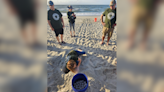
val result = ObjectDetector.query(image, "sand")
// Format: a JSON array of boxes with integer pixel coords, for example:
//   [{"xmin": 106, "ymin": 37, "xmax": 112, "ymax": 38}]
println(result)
[{"xmin": 47, "ymin": 16, "xmax": 117, "ymax": 92}]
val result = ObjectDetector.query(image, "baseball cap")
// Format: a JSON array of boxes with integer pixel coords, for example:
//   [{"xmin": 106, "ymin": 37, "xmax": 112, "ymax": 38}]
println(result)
[
  {"xmin": 67, "ymin": 5, "xmax": 73, "ymax": 9},
  {"xmin": 110, "ymin": 0, "xmax": 116, "ymax": 6},
  {"xmin": 49, "ymin": 1, "xmax": 54, "ymax": 6}
]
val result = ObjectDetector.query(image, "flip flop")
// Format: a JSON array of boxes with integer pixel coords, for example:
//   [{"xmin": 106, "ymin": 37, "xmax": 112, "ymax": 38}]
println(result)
[
  {"xmin": 61, "ymin": 41, "xmax": 66, "ymax": 44},
  {"xmin": 58, "ymin": 42, "xmax": 61, "ymax": 45}
]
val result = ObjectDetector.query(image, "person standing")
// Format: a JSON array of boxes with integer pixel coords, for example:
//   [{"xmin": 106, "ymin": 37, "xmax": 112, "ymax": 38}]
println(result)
[
  {"xmin": 128, "ymin": 0, "xmax": 162, "ymax": 50},
  {"xmin": 67, "ymin": 5, "xmax": 76, "ymax": 37},
  {"xmin": 5, "ymin": 0, "xmax": 39, "ymax": 46},
  {"xmin": 47, "ymin": 1, "xmax": 65, "ymax": 45},
  {"xmin": 100, "ymin": 0, "xmax": 116, "ymax": 45}
]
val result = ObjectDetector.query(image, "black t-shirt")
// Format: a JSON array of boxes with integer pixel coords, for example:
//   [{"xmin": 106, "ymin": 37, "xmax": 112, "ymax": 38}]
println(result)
[
  {"xmin": 48, "ymin": 9, "xmax": 63, "ymax": 29},
  {"xmin": 67, "ymin": 11, "xmax": 76, "ymax": 23},
  {"xmin": 9, "ymin": 0, "xmax": 34, "ymax": 13}
]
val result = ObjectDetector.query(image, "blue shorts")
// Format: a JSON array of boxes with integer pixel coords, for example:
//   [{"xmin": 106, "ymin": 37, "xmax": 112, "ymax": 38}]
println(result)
[{"xmin": 75, "ymin": 50, "xmax": 85, "ymax": 56}]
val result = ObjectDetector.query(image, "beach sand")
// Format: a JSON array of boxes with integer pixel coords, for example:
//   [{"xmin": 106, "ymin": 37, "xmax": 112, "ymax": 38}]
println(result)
[{"xmin": 47, "ymin": 16, "xmax": 117, "ymax": 92}]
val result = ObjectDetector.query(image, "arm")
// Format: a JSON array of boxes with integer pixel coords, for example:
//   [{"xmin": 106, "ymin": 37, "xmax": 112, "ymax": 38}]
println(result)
[
  {"xmin": 113, "ymin": 10, "xmax": 117, "ymax": 28},
  {"xmin": 101, "ymin": 14, "xmax": 106, "ymax": 26},
  {"xmin": 47, "ymin": 20, "xmax": 54, "ymax": 31},
  {"xmin": 129, "ymin": 0, "xmax": 138, "ymax": 4},
  {"xmin": 77, "ymin": 58, "xmax": 81, "ymax": 67},
  {"xmin": 61, "ymin": 17, "xmax": 65, "ymax": 28},
  {"xmin": 5, "ymin": 0, "xmax": 17, "ymax": 14},
  {"xmin": 73, "ymin": 13, "xmax": 76, "ymax": 19},
  {"xmin": 67, "ymin": 12, "xmax": 71, "ymax": 19},
  {"xmin": 74, "ymin": 58, "xmax": 81, "ymax": 73},
  {"xmin": 34, "ymin": 0, "xmax": 39, "ymax": 9},
  {"xmin": 74, "ymin": 15, "xmax": 76, "ymax": 19}
]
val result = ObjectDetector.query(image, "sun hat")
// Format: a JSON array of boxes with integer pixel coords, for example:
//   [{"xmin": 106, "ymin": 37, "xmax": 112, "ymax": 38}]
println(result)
[
  {"xmin": 67, "ymin": 5, "xmax": 73, "ymax": 9},
  {"xmin": 49, "ymin": 1, "xmax": 54, "ymax": 6}
]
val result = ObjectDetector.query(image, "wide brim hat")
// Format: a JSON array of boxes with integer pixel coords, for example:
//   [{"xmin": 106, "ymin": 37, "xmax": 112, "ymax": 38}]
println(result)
[{"xmin": 67, "ymin": 5, "xmax": 73, "ymax": 9}]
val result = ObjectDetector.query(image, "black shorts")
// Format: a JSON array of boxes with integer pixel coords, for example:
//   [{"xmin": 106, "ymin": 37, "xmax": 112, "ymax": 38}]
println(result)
[
  {"xmin": 54, "ymin": 28, "xmax": 64, "ymax": 37},
  {"xmin": 18, "ymin": 11, "xmax": 36, "ymax": 29}
]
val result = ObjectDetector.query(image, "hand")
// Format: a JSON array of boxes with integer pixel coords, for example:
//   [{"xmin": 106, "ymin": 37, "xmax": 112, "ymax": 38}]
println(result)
[
  {"xmin": 10, "ymin": 8, "xmax": 17, "ymax": 15},
  {"xmin": 63, "ymin": 24, "xmax": 65, "ymax": 28},
  {"xmin": 102, "ymin": 22, "xmax": 106, "ymax": 26},
  {"xmin": 112, "ymin": 23, "xmax": 116, "ymax": 28},
  {"xmin": 51, "ymin": 27, "xmax": 54, "ymax": 31}
]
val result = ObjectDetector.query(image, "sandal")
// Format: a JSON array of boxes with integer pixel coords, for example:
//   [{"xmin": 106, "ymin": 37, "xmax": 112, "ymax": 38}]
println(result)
[
  {"xmin": 61, "ymin": 41, "xmax": 66, "ymax": 44},
  {"xmin": 58, "ymin": 42, "xmax": 61, "ymax": 45}
]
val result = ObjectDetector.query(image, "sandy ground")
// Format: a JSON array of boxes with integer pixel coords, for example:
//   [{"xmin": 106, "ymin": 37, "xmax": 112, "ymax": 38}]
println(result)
[{"xmin": 47, "ymin": 16, "xmax": 117, "ymax": 92}]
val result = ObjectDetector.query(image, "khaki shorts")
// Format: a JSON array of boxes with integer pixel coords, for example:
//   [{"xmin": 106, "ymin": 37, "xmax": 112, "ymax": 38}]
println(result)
[
  {"xmin": 102, "ymin": 27, "xmax": 114, "ymax": 38},
  {"xmin": 130, "ymin": 6, "xmax": 154, "ymax": 31}
]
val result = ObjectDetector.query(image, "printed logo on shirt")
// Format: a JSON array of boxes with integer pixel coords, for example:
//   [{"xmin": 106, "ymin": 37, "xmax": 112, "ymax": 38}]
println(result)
[
  {"xmin": 52, "ymin": 13, "xmax": 59, "ymax": 21},
  {"xmin": 107, "ymin": 12, "xmax": 115, "ymax": 20}
]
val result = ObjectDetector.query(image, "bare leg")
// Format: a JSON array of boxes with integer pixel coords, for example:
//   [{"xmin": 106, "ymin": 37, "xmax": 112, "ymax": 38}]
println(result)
[
  {"xmin": 140, "ymin": 29, "xmax": 149, "ymax": 50},
  {"xmin": 21, "ymin": 28, "xmax": 29, "ymax": 44},
  {"xmin": 70, "ymin": 31, "xmax": 72, "ymax": 37},
  {"xmin": 73, "ymin": 31, "xmax": 75, "ymax": 36},
  {"xmin": 31, "ymin": 23, "xmax": 37, "ymax": 43},
  {"xmin": 128, "ymin": 28, "xmax": 136, "ymax": 49},
  {"xmin": 106, "ymin": 37, "xmax": 110, "ymax": 45},
  {"xmin": 56, "ymin": 36, "xmax": 60, "ymax": 43},
  {"xmin": 100, "ymin": 36, "xmax": 105, "ymax": 44},
  {"xmin": 61, "ymin": 34, "xmax": 63, "ymax": 42}
]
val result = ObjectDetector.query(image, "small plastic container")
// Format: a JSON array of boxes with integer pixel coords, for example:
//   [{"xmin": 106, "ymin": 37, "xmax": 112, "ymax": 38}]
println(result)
[
  {"xmin": 72, "ymin": 73, "xmax": 88, "ymax": 92},
  {"xmin": 94, "ymin": 18, "xmax": 97, "ymax": 22}
]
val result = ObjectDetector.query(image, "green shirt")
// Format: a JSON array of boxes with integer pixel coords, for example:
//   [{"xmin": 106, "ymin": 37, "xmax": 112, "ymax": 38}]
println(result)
[
  {"xmin": 48, "ymin": 9, "xmax": 63, "ymax": 29},
  {"xmin": 138, "ymin": 0, "xmax": 155, "ymax": 10},
  {"xmin": 103, "ymin": 8, "xmax": 116, "ymax": 28},
  {"xmin": 67, "ymin": 11, "xmax": 76, "ymax": 23}
]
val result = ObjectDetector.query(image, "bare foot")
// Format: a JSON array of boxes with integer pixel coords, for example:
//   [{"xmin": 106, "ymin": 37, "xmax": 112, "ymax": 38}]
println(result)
[
  {"xmin": 77, "ymin": 48, "xmax": 83, "ymax": 52},
  {"xmin": 127, "ymin": 41, "xmax": 135, "ymax": 50},
  {"xmin": 106, "ymin": 42, "xmax": 109, "ymax": 46},
  {"xmin": 100, "ymin": 41, "xmax": 104, "ymax": 45}
]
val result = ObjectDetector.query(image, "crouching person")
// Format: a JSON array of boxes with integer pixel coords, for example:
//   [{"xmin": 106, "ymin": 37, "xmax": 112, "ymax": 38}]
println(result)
[{"xmin": 63, "ymin": 49, "xmax": 85, "ymax": 74}]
